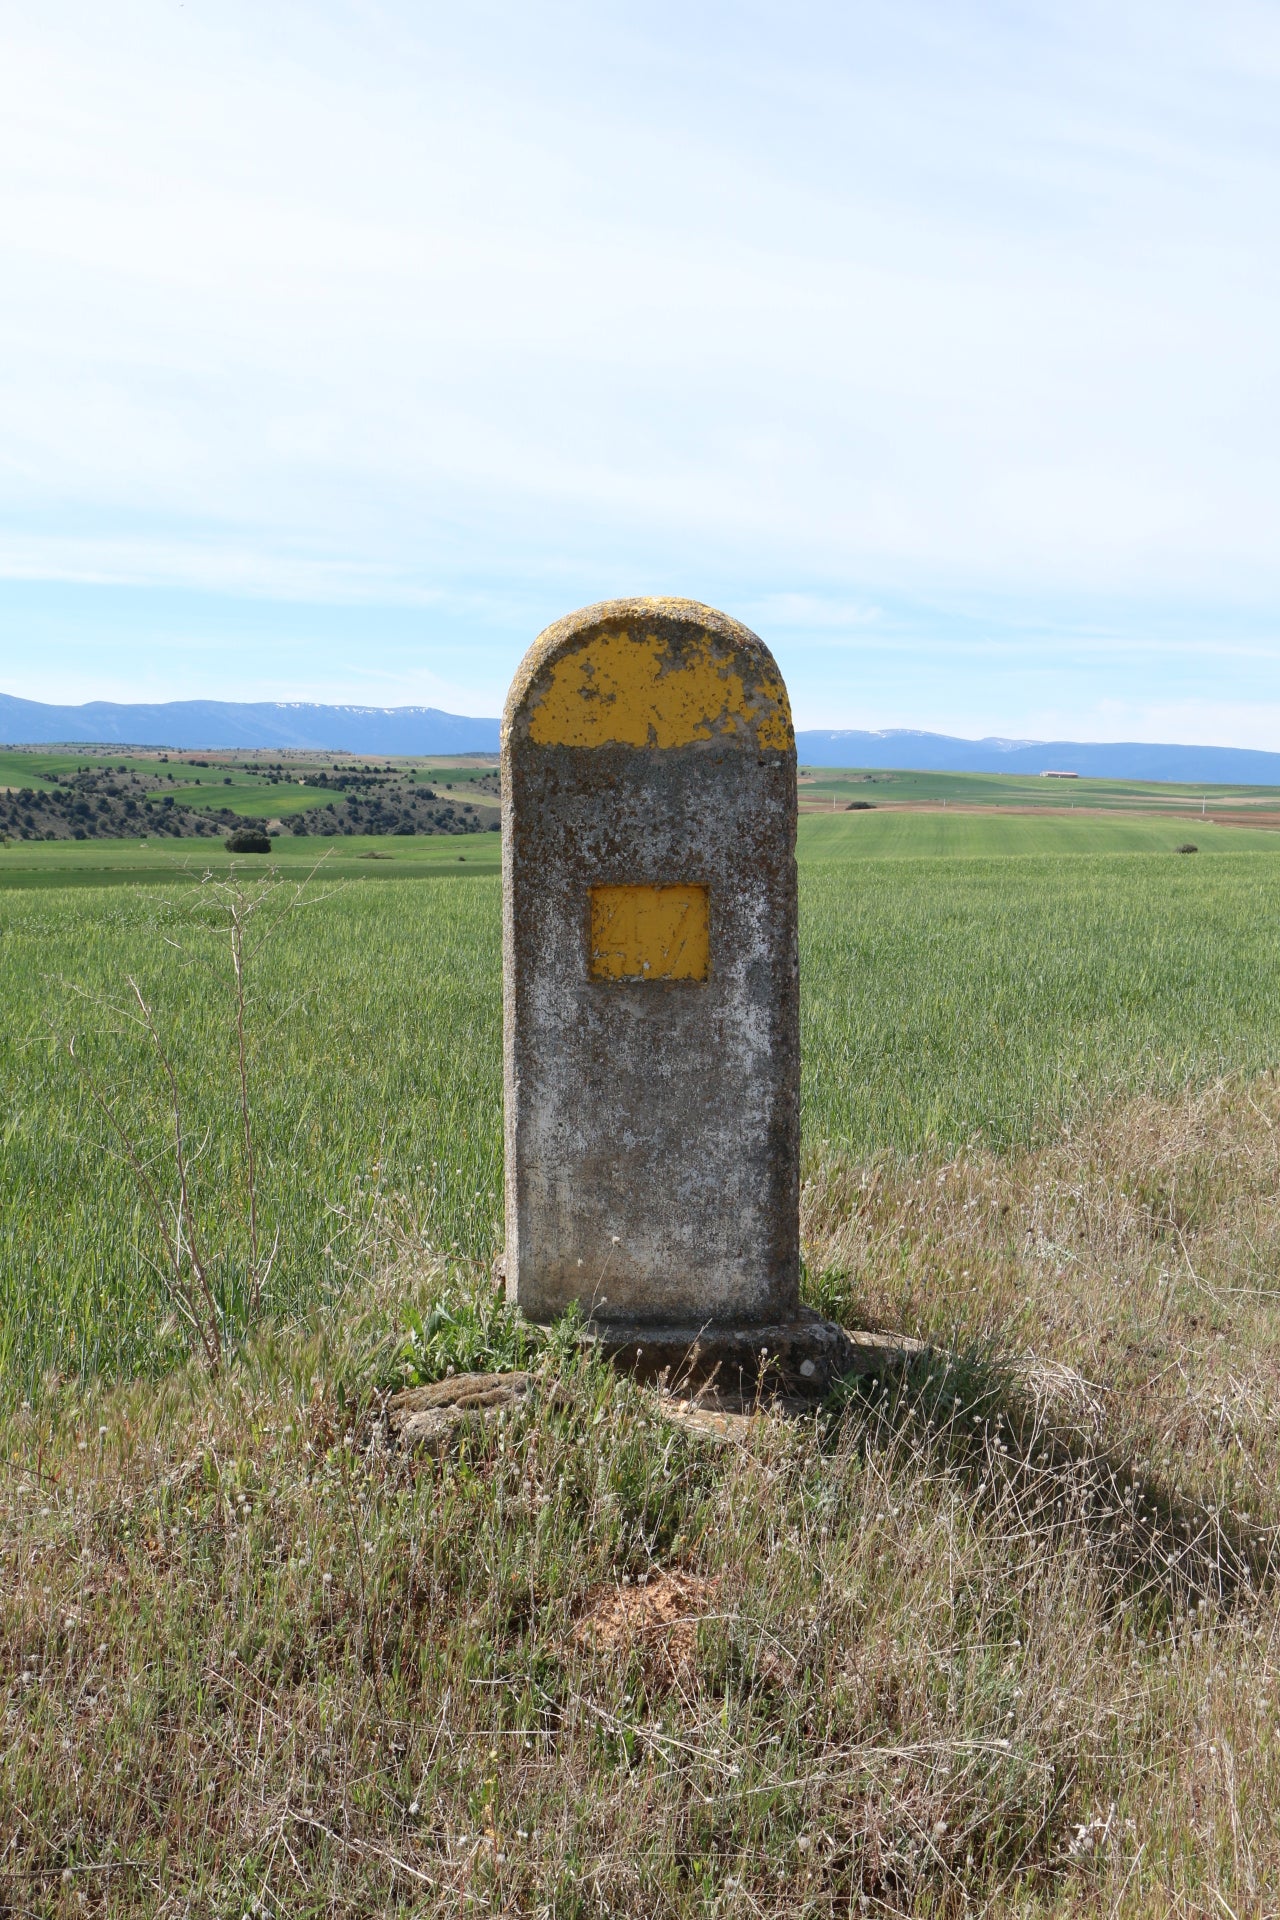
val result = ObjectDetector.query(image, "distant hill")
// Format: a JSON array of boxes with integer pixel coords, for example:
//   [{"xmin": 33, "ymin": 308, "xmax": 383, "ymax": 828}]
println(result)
[
  {"xmin": 794, "ymin": 729, "xmax": 1280, "ymax": 785},
  {"xmin": 0, "ymin": 694, "xmax": 501, "ymax": 754},
  {"xmin": 2, "ymin": 694, "xmax": 1276, "ymax": 783}
]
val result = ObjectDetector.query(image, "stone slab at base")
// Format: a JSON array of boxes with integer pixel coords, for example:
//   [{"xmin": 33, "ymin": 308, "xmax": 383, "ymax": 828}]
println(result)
[{"xmin": 585, "ymin": 1306, "xmax": 919, "ymax": 1398}]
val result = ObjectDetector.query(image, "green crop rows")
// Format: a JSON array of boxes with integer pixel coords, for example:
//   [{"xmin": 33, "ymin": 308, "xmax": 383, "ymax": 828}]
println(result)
[
  {"xmin": 4, "ymin": 814, "xmax": 1280, "ymax": 1397},
  {"xmin": 800, "ymin": 808, "xmax": 1280, "ymax": 857}
]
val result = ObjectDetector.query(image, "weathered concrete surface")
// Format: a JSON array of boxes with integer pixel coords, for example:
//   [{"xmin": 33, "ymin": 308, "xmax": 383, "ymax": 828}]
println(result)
[
  {"xmin": 593, "ymin": 1306, "xmax": 863, "ymax": 1395},
  {"xmin": 502, "ymin": 597, "xmax": 799, "ymax": 1327}
]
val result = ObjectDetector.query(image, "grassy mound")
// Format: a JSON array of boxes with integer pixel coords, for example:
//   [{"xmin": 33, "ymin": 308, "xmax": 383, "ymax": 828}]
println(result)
[
  {"xmin": 6, "ymin": 1078, "xmax": 1280, "ymax": 1920},
  {"xmin": 7, "ymin": 844, "xmax": 1280, "ymax": 1909}
]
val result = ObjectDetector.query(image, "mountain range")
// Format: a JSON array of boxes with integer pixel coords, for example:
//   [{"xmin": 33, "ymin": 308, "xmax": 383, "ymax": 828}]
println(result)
[
  {"xmin": 0, "ymin": 694, "xmax": 498, "ymax": 755},
  {"xmin": 2, "ymin": 693, "xmax": 1277, "ymax": 785},
  {"xmin": 793, "ymin": 729, "xmax": 1280, "ymax": 784}
]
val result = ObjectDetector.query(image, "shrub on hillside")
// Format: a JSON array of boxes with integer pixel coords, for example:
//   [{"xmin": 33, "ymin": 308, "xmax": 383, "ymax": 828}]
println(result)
[{"xmin": 224, "ymin": 828, "xmax": 273, "ymax": 853}]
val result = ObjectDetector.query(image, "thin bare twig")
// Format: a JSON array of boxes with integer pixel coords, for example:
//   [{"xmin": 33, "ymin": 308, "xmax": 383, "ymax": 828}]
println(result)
[
  {"xmin": 128, "ymin": 976, "xmax": 222, "ymax": 1371},
  {"xmin": 228, "ymin": 899, "xmax": 261, "ymax": 1305}
]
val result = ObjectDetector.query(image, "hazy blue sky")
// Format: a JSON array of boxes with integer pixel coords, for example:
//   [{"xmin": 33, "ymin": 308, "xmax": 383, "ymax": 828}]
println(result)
[{"xmin": 3, "ymin": 1, "xmax": 1279, "ymax": 741}]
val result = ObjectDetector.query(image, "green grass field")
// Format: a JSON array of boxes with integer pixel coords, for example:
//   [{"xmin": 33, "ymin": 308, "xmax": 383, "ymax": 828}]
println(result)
[
  {"xmin": 0, "ymin": 747, "xmax": 503, "ymax": 831},
  {"xmin": 0, "ymin": 805, "xmax": 1273, "ymax": 890},
  {"xmin": 11, "ymin": 807, "xmax": 1280, "ymax": 1912},
  {"xmin": 799, "ymin": 808, "xmax": 1280, "ymax": 856},
  {"xmin": 0, "ymin": 869, "xmax": 504, "ymax": 1390},
  {"xmin": 173, "ymin": 777, "xmax": 324, "ymax": 816},
  {"xmin": 0, "ymin": 750, "xmax": 64, "ymax": 788},
  {"xmin": 0, "ymin": 831, "xmax": 501, "ymax": 888},
  {"xmin": 5, "ymin": 811, "xmax": 1280, "ymax": 1396},
  {"xmin": 798, "ymin": 762, "xmax": 1280, "ymax": 813}
]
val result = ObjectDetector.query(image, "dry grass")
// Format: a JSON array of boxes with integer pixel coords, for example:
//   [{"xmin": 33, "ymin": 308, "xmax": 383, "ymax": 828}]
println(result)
[
  {"xmin": 6, "ymin": 1078, "xmax": 1280, "ymax": 1913},
  {"xmin": 803, "ymin": 1067, "xmax": 1280, "ymax": 1521}
]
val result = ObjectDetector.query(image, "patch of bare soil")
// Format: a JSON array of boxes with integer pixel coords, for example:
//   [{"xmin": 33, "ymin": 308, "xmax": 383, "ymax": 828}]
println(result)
[{"xmin": 572, "ymin": 1569, "xmax": 718, "ymax": 1680}]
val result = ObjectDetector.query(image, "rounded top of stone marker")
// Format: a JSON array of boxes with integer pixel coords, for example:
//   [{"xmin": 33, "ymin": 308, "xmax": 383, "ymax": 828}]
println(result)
[{"xmin": 503, "ymin": 597, "xmax": 794, "ymax": 755}]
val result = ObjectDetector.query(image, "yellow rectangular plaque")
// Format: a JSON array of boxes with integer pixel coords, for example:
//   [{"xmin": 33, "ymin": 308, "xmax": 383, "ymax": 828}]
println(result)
[{"xmin": 589, "ymin": 884, "xmax": 709, "ymax": 982}]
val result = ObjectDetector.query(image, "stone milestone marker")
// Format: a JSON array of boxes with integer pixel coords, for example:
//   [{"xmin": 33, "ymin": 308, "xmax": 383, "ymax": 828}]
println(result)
[{"xmin": 502, "ymin": 597, "xmax": 852, "ymax": 1393}]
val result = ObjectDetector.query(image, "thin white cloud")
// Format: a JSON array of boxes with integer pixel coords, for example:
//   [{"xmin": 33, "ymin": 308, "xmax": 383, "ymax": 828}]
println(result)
[{"xmin": 1, "ymin": 1, "xmax": 1278, "ymax": 734}]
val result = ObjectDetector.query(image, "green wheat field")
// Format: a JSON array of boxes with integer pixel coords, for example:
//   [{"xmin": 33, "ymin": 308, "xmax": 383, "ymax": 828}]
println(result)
[
  {"xmin": 11, "ymin": 800, "xmax": 1280, "ymax": 1914},
  {"xmin": 4, "ymin": 810, "xmax": 1280, "ymax": 1396}
]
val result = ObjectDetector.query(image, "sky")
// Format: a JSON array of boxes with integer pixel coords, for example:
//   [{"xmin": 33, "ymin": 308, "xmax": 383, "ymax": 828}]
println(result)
[{"xmin": 2, "ymin": 1, "xmax": 1280, "ymax": 744}]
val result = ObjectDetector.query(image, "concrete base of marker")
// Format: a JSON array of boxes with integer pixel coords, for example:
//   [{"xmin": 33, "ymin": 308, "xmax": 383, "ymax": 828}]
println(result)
[{"xmin": 583, "ymin": 1306, "xmax": 892, "ymax": 1398}]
